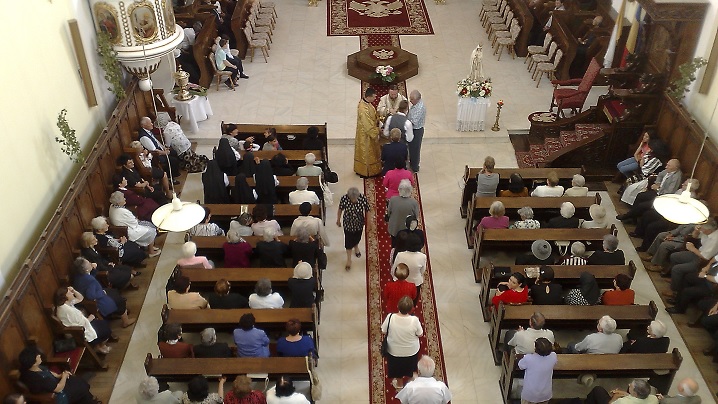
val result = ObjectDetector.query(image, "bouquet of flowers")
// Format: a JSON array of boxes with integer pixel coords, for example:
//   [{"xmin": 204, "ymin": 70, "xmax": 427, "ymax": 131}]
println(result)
[
  {"xmin": 457, "ymin": 78, "xmax": 492, "ymax": 98},
  {"xmin": 172, "ymin": 82, "xmax": 208, "ymax": 97},
  {"xmin": 372, "ymin": 65, "xmax": 397, "ymax": 83}
]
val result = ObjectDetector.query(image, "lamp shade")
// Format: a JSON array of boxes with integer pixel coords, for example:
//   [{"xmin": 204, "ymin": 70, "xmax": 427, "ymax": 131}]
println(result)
[
  {"xmin": 653, "ymin": 191, "xmax": 709, "ymax": 225},
  {"xmin": 151, "ymin": 194, "xmax": 205, "ymax": 232}
]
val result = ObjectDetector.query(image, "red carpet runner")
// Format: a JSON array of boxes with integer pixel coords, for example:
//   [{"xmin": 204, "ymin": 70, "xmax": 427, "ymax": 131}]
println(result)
[{"xmin": 364, "ymin": 178, "xmax": 447, "ymax": 404}]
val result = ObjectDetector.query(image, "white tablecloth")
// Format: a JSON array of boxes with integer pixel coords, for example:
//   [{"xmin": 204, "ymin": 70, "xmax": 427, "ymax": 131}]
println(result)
[
  {"xmin": 170, "ymin": 96, "xmax": 213, "ymax": 133},
  {"xmin": 456, "ymin": 97, "xmax": 490, "ymax": 131}
]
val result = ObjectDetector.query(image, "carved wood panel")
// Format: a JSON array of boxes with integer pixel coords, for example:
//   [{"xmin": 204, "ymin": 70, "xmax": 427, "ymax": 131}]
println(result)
[
  {"xmin": 88, "ymin": 168, "xmax": 110, "ymax": 216},
  {"xmin": 646, "ymin": 22, "xmax": 674, "ymax": 76},
  {"xmin": 62, "ymin": 205, "xmax": 86, "ymax": 252},
  {"xmin": 75, "ymin": 185, "xmax": 97, "ymax": 230},
  {"xmin": 46, "ymin": 225, "xmax": 75, "ymax": 283},
  {"xmin": 30, "ymin": 255, "xmax": 60, "ymax": 310},
  {"xmin": 13, "ymin": 277, "xmax": 54, "ymax": 356},
  {"xmin": 0, "ymin": 313, "xmax": 29, "ymax": 376}
]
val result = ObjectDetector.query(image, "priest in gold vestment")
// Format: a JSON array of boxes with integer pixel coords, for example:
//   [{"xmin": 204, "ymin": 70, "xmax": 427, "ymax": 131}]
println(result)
[{"xmin": 354, "ymin": 88, "xmax": 382, "ymax": 177}]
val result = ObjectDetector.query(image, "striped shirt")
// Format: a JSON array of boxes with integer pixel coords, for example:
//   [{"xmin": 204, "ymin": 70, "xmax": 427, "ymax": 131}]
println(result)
[
  {"xmin": 407, "ymin": 99, "xmax": 426, "ymax": 129},
  {"xmin": 640, "ymin": 155, "xmax": 662, "ymax": 177},
  {"xmin": 562, "ymin": 256, "xmax": 587, "ymax": 265}
]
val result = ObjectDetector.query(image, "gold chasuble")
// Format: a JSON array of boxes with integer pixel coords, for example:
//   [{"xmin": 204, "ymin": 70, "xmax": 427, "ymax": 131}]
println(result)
[{"xmin": 354, "ymin": 99, "xmax": 382, "ymax": 177}]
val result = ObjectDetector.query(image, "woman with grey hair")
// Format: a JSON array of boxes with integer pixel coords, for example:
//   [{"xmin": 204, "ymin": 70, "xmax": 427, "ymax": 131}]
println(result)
[
  {"xmin": 108, "ymin": 191, "xmax": 161, "ymax": 257},
  {"xmin": 510, "ymin": 206, "xmax": 540, "ymax": 229},
  {"xmin": 288, "ymin": 177, "xmax": 320, "ymax": 205},
  {"xmin": 92, "ymin": 215, "xmax": 147, "ymax": 266},
  {"xmin": 296, "ymin": 152, "xmax": 323, "ymax": 176},
  {"xmin": 136, "ymin": 376, "xmax": 182, "ymax": 403},
  {"xmin": 546, "ymin": 202, "xmax": 579, "ymax": 228},
  {"xmin": 223, "ymin": 230, "xmax": 253, "ymax": 268},
  {"xmin": 587, "ymin": 234, "xmax": 625, "ymax": 265},
  {"xmin": 478, "ymin": 201, "xmax": 509, "ymax": 229},
  {"xmin": 288, "ymin": 227, "xmax": 319, "ymax": 267},
  {"xmin": 248, "ymin": 278, "xmax": 284, "ymax": 309},
  {"xmin": 337, "ymin": 187, "xmax": 370, "ymax": 270},
  {"xmin": 387, "ymin": 179, "xmax": 419, "ymax": 246},
  {"xmin": 287, "ymin": 262, "xmax": 315, "ymax": 308},
  {"xmin": 255, "ymin": 228, "xmax": 288, "ymax": 267},
  {"xmin": 563, "ymin": 174, "xmax": 588, "ymax": 196}
]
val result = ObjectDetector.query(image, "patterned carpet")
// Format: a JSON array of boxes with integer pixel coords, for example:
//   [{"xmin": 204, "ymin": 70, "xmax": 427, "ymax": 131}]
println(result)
[
  {"xmin": 514, "ymin": 123, "xmax": 606, "ymax": 168},
  {"xmin": 328, "ymin": 0, "xmax": 434, "ymax": 35},
  {"xmin": 364, "ymin": 178, "xmax": 447, "ymax": 404}
]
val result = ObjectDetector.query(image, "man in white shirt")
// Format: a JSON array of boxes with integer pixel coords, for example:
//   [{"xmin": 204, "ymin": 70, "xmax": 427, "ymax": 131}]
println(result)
[
  {"xmin": 567, "ymin": 315, "xmax": 623, "ymax": 354},
  {"xmin": 668, "ymin": 219, "xmax": 718, "ymax": 295},
  {"xmin": 396, "ymin": 355, "xmax": 451, "ymax": 404},
  {"xmin": 288, "ymin": 177, "xmax": 321, "ymax": 205},
  {"xmin": 377, "ymin": 84, "xmax": 408, "ymax": 119},
  {"xmin": 383, "ymin": 100, "xmax": 414, "ymax": 144},
  {"xmin": 180, "ymin": 21, "xmax": 202, "ymax": 51},
  {"xmin": 506, "ymin": 312, "xmax": 555, "ymax": 354},
  {"xmin": 138, "ymin": 117, "xmax": 180, "ymax": 182},
  {"xmin": 531, "ymin": 172, "xmax": 564, "ymax": 197}
]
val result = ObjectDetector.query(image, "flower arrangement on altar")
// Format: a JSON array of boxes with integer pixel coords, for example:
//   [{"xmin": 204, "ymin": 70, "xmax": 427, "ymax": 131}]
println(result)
[
  {"xmin": 457, "ymin": 78, "xmax": 492, "ymax": 98},
  {"xmin": 172, "ymin": 82, "xmax": 208, "ymax": 97},
  {"xmin": 372, "ymin": 65, "xmax": 397, "ymax": 83}
]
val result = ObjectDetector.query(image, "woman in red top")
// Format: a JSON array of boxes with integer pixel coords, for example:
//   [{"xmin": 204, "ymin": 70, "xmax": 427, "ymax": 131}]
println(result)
[
  {"xmin": 492, "ymin": 272, "xmax": 529, "ymax": 308},
  {"xmin": 601, "ymin": 274, "xmax": 635, "ymax": 305},
  {"xmin": 383, "ymin": 264, "xmax": 417, "ymax": 312},
  {"xmin": 224, "ymin": 375, "xmax": 266, "ymax": 404}
]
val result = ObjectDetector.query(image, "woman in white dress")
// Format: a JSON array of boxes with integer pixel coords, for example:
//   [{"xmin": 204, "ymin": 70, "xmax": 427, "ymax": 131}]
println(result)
[
  {"xmin": 266, "ymin": 376, "xmax": 310, "ymax": 404},
  {"xmin": 108, "ymin": 191, "xmax": 161, "ymax": 257},
  {"xmin": 53, "ymin": 286, "xmax": 113, "ymax": 355}
]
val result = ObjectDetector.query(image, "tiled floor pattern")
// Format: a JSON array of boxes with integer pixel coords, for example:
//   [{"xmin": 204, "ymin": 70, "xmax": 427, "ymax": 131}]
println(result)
[{"xmin": 108, "ymin": 0, "xmax": 714, "ymax": 402}]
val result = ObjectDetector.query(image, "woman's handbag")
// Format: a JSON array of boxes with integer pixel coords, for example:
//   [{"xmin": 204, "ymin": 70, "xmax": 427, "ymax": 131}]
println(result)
[
  {"xmin": 53, "ymin": 337, "xmax": 77, "ymax": 353},
  {"xmin": 381, "ymin": 314, "xmax": 393, "ymax": 357},
  {"xmin": 305, "ymin": 355, "xmax": 322, "ymax": 400}
]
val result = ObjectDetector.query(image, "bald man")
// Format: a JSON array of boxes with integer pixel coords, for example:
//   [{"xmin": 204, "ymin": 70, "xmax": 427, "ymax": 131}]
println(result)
[
  {"xmin": 618, "ymin": 158, "xmax": 682, "ymax": 224},
  {"xmin": 657, "ymin": 378, "xmax": 701, "ymax": 403}
]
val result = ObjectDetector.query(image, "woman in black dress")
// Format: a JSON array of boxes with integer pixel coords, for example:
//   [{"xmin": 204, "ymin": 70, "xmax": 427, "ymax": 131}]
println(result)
[
  {"xmin": 91, "ymin": 216, "xmax": 147, "ymax": 267},
  {"xmin": 336, "ymin": 187, "xmax": 370, "ymax": 270},
  {"xmin": 79, "ymin": 232, "xmax": 137, "ymax": 290},
  {"xmin": 529, "ymin": 266, "xmax": 564, "ymax": 305},
  {"xmin": 18, "ymin": 347, "xmax": 97, "ymax": 404},
  {"xmin": 254, "ymin": 159, "xmax": 278, "ymax": 204},
  {"xmin": 232, "ymin": 173, "xmax": 256, "ymax": 204},
  {"xmin": 215, "ymin": 138, "xmax": 240, "ymax": 176},
  {"xmin": 202, "ymin": 160, "xmax": 231, "ymax": 204},
  {"xmin": 287, "ymin": 261, "xmax": 315, "ymax": 308},
  {"xmin": 288, "ymin": 228, "xmax": 319, "ymax": 267}
]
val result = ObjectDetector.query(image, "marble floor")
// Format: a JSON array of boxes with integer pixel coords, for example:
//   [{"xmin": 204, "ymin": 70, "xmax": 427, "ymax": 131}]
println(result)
[{"xmin": 110, "ymin": 0, "xmax": 712, "ymax": 402}]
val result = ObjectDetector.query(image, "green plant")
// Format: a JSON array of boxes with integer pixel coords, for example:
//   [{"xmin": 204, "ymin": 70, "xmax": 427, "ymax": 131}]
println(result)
[
  {"xmin": 55, "ymin": 109, "xmax": 84, "ymax": 164},
  {"xmin": 97, "ymin": 31, "xmax": 126, "ymax": 100},
  {"xmin": 667, "ymin": 57, "xmax": 708, "ymax": 102}
]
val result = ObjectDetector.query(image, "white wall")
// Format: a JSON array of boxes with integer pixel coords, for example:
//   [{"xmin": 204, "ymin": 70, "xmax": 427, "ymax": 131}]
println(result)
[{"xmin": 0, "ymin": 0, "xmax": 115, "ymax": 291}]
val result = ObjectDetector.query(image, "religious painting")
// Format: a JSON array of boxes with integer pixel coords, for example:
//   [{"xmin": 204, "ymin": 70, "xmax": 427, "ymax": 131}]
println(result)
[
  {"xmin": 94, "ymin": 2, "xmax": 120, "ymax": 44},
  {"xmin": 163, "ymin": 0, "xmax": 176, "ymax": 35},
  {"xmin": 129, "ymin": 1, "xmax": 158, "ymax": 42}
]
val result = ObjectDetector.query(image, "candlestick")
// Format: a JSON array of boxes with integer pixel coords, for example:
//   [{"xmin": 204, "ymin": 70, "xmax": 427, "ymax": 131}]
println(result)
[{"xmin": 491, "ymin": 101, "xmax": 503, "ymax": 131}]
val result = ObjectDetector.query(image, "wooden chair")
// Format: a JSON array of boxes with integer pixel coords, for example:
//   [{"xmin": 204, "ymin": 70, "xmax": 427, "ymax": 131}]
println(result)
[
  {"xmin": 484, "ymin": 0, "xmax": 509, "ymax": 28},
  {"xmin": 492, "ymin": 18, "xmax": 519, "ymax": 48},
  {"xmin": 528, "ymin": 41, "xmax": 557, "ymax": 73},
  {"xmin": 251, "ymin": 0, "xmax": 276, "ymax": 29},
  {"xmin": 243, "ymin": 26, "xmax": 269, "ymax": 63},
  {"xmin": 44, "ymin": 307, "xmax": 108, "ymax": 371},
  {"xmin": 488, "ymin": 10, "xmax": 514, "ymax": 41},
  {"xmin": 525, "ymin": 33, "xmax": 552, "ymax": 64},
  {"xmin": 534, "ymin": 48, "xmax": 563, "ymax": 87},
  {"xmin": 494, "ymin": 22, "xmax": 521, "ymax": 61},
  {"xmin": 480, "ymin": 0, "xmax": 503, "ymax": 21},
  {"xmin": 257, "ymin": 0, "xmax": 278, "ymax": 20},
  {"xmin": 208, "ymin": 52, "xmax": 235, "ymax": 91},
  {"xmin": 247, "ymin": 19, "xmax": 272, "ymax": 47}
]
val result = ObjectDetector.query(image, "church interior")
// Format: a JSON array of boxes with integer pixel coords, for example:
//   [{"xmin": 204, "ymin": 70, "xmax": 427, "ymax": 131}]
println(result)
[{"xmin": 5, "ymin": 0, "xmax": 718, "ymax": 402}]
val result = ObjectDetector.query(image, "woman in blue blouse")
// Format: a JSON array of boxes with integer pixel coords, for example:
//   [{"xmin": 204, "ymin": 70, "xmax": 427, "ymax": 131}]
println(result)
[
  {"xmin": 233, "ymin": 313, "xmax": 270, "ymax": 357},
  {"xmin": 276, "ymin": 319, "xmax": 315, "ymax": 358}
]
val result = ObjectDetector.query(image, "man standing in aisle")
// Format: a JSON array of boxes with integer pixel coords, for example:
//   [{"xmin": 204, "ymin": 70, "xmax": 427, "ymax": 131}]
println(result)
[
  {"xmin": 377, "ymin": 84, "xmax": 407, "ymax": 120},
  {"xmin": 407, "ymin": 90, "xmax": 426, "ymax": 173},
  {"xmin": 354, "ymin": 88, "xmax": 382, "ymax": 178}
]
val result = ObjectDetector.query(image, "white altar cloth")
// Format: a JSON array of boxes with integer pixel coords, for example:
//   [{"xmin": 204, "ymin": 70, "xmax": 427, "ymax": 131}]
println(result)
[
  {"xmin": 456, "ymin": 97, "xmax": 490, "ymax": 131},
  {"xmin": 170, "ymin": 95, "xmax": 213, "ymax": 133}
]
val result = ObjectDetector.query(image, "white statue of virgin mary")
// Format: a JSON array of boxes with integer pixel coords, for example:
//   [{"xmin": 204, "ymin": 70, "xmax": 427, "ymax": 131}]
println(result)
[{"xmin": 469, "ymin": 44, "xmax": 486, "ymax": 82}]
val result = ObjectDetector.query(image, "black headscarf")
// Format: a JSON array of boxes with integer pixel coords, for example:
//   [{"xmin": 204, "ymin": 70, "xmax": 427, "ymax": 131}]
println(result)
[
  {"xmin": 271, "ymin": 153, "xmax": 295, "ymax": 176},
  {"xmin": 241, "ymin": 151, "xmax": 256, "ymax": 177},
  {"xmin": 254, "ymin": 160, "xmax": 278, "ymax": 204},
  {"xmin": 202, "ymin": 160, "xmax": 230, "ymax": 203},
  {"xmin": 232, "ymin": 173, "xmax": 256, "ymax": 204},
  {"xmin": 215, "ymin": 138, "xmax": 239, "ymax": 176},
  {"xmin": 579, "ymin": 271, "xmax": 600, "ymax": 305}
]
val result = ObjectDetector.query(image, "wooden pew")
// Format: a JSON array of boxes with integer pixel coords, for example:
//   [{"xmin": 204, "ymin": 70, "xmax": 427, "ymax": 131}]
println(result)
[
  {"xmin": 203, "ymin": 203, "xmax": 322, "ymax": 227},
  {"xmin": 471, "ymin": 226, "xmax": 615, "ymax": 269},
  {"xmin": 228, "ymin": 175, "xmax": 321, "ymax": 188},
  {"xmin": 241, "ymin": 150, "xmax": 324, "ymax": 165},
  {"xmin": 550, "ymin": 12, "xmax": 579, "ymax": 81},
  {"xmin": 145, "ymin": 354, "xmax": 312, "ymax": 382},
  {"xmin": 192, "ymin": 15, "xmax": 218, "ymax": 88},
  {"xmin": 477, "ymin": 261, "xmax": 638, "ymax": 310},
  {"xmin": 459, "ymin": 167, "xmax": 583, "ymax": 218},
  {"xmin": 488, "ymin": 300, "xmax": 658, "ymax": 364},
  {"xmin": 222, "ymin": 122, "xmax": 329, "ymax": 162},
  {"xmin": 192, "ymin": 235, "xmax": 295, "ymax": 267},
  {"xmin": 464, "ymin": 194, "xmax": 601, "ymax": 247},
  {"xmin": 499, "ymin": 349, "xmax": 683, "ymax": 403}
]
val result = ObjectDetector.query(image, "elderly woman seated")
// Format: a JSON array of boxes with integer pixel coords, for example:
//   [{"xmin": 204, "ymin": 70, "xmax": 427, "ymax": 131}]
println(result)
[
  {"xmin": 499, "ymin": 173, "xmax": 528, "ymax": 197},
  {"xmin": 289, "ymin": 177, "xmax": 321, "ymax": 205},
  {"xmin": 108, "ymin": 191, "xmax": 161, "ymax": 257},
  {"xmin": 581, "ymin": 204, "xmax": 609, "ymax": 229},
  {"xmin": 249, "ymin": 278, "xmax": 285, "ymax": 309},
  {"xmin": 510, "ymin": 206, "xmax": 540, "ymax": 229},
  {"xmin": 546, "ymin": 202, "xmax": 579, "ymax": 228},
  {"xmin": 136, "ymin": 376, "xmax": 183, "ymax": 404},
  {"xmin": 80, "ymin": 231, "xmax": 137, "ymax": 290},
  {"xmin": 224, "ymin": 375, "xmax": 266, "ymax": 404},
  {"xmin": 72, "ymin": 257, "xmax": 136, "ymax": 327},
  {"xmin": 167, "ymin": 275, "xmax": 210, "ymax": 310},
  {"xmin": 566, "ymin": 315, "xmax": 623, "ymax": 354},
  {"xmin": 128, "ymin": 140, "xmax": 171, "ymax": 200},
  {"xmin": 276, "ymin": 319, "xmax": 316, "ymax": 358},
  {"xmin": 177, "ymin": 241, "xmax": 214, "ymax": 269},
  {"xmin": 601, "ymin": 273, "xmax": 635, "ymax": 305},
  {"xmin": 158, "ymin": 323, "xmax": 194, "ymax": 358},
  {"xmin": 233, "ymin": 313, "xmax": 270, "ymax": 357},
  {"xmin": 531, "ymin": 171, "xmax": 564, "ymax": 197},
  {"xmin": 623, "ymin": 320, "xmax": 670, "ymax": 353},
  {"xmin": 289, "ymin": 228, "xmax": 319, "ymax": 268},
  {"xmin": 296, "ymin": 153, "xmax": 323, "ymax": 177},
  {"xmin": 206, "ymin": 279, "xmax": 248, "ymax": 309},
  {"xmin": 53, "ymin": 287, "xmax": 113, "ymax": 355},
  {"xmin": 194, "ymin": 328, "xmax": 233, "ymax": 358},
  {"xmin": 288, "ymin": 262, "xmax": 315, "ymax": 308},
  {"xmin": 223, "ymin": 230, "xmax": 253, "ymax": 268},
  {"xmin": 563, "ymin": 174, "xmax": 588, "ymax": 196},
  {"xmin": 587, "ymin": 234, "xmax": 625, "ymax": 265},
  {"xmin": 91, "ymin": 215, "xmax": 147, "ymax": 266},
  {"xmin": 256, "ymin": 229, "xmax": 288, "ymax": 268},
  {"xmin": 560, "ymin": 241, "xmax": 588, "ymax": 265},
  {"xmin": 479, "ymin": 201, "xmax": 509, "ymax": 229},
  {"xmin": 230, "ymin": 213, "xmax": 255, "ymax": 237},
  {"xmin": 112, "ymin": 174, "xmax": 159, "ymax": 222},
  {"xmin": 516, "ymin": 240, "xmax": 554, "ymax": 265},
  {"xmin": 564, "ymin": 272, "xmax": 601, "ymax": 305},
  {"xmin": 18, "ymin": 346, "xmax": 97, "ymax": 404}
]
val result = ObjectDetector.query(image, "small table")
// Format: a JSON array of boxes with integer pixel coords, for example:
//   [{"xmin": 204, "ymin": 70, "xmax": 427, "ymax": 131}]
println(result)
[
  {"xmin": 170, "ymin": 96, "xmax": 213, "ymax": 133},
  {"xmin": 456, "ymin": 97, "xmax": 490, "ymax": 131}
]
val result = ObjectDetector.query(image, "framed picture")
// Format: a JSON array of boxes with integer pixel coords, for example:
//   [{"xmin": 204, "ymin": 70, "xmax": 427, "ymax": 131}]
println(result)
[
  {"xmin": 163, "ymin": 0, "xmax": 176, "ymax": 35},
  {"xmin": 94, "ymin": 2, "xmax": 120, "ymax": 44},
  {"xmin": 129, "ymin": 1, "xmax": 158, "ymax": 42}
]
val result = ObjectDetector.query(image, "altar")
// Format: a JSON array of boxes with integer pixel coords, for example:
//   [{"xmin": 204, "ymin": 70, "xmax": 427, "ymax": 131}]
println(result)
[
  {"xmin": 347, "ymin": 46, "xmax": 418, "ymax": 85},
  {"xmin": 456, "ymin": 97, "xmax": 491, "ymax": 131}
]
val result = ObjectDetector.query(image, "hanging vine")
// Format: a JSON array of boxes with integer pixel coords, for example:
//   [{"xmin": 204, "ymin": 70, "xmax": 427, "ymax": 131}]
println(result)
[
  {"xmin": 667, "ymin": 57, "xmax": 708, "ymax": 102},
  {"xmin": 97, "ymin": 31, "xmax": 126, "ymax": 100},
  {"xmin": 55, "ymin": 109, "xmax": 84, "ymax": 164}
]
